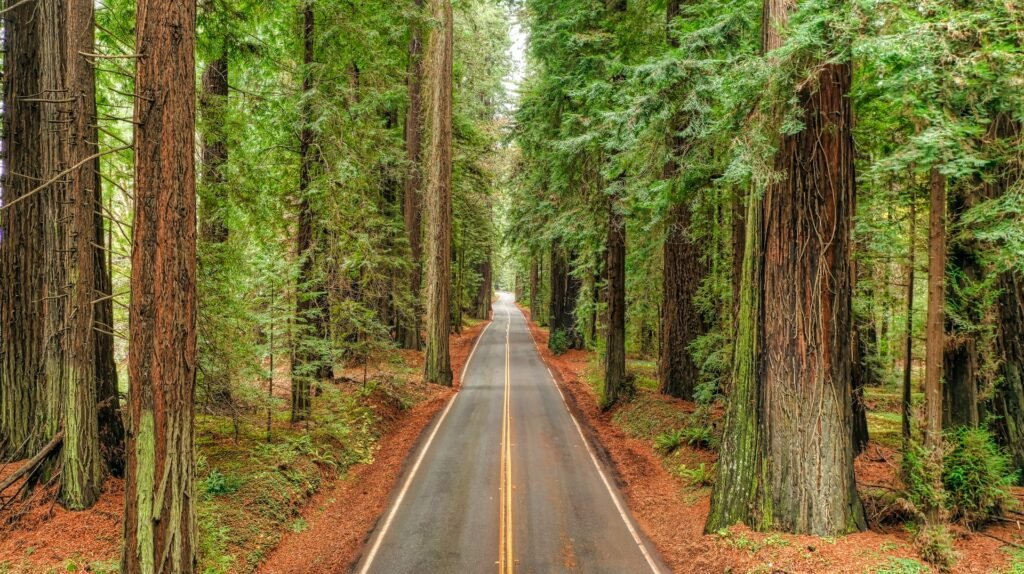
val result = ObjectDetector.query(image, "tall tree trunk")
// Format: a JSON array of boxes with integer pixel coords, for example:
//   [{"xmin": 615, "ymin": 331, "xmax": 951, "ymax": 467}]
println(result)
[
  {"xmin": 200, "ymin": 56, "xmax": 229, "ymax": 243},
  {"xmin": 921, "ymin": 168, "xmax": 947, "ymax": 527},
  {"xmin": 923, "ymin": 169, "xmax": 946, "ymax": 452},
  {"xmin": 709, "ymin": 0, "xmax": 864, "ymax": 535},
  {"xmin": 660, "ymin": 0, "xmax": 708, "ymax": 401},
  {"xmin": 473, "ymin": 258, "xmax": 492, "ymax": 319},
  {"xmin": 604, "ymin": 199, "xmax": 628, "ymax": 407},
  {"xmin": 59, "ymin": 0, "xmax": 106, "ymax": 509},
  {"xmin": 549, "ymin": 242, "xmax": 583, "ymax": 350},
  {"xmin": 122, "ymin": 0, "xmax": 198, "ymax": 570},
  {"xmin": 0, "ymin": 0, "xmax": 49, "ymax": 462},
  {"xmin": 422, "ymin": 0, "xmax": 454, "ymax": 386},
  {"xmin": 902, "ymin": 198, "xmax": 917, "ymax": 445},
  {"xmin": 760, "ymin": 56, "xmax": 863, "ymax": 535},
  {"xmin": 292, "ymin": 3, "xmax": 331, "ymax": 421},
  {"xmin": 399, "ymin": 0, "xmax": 425, "ymax": 350}
]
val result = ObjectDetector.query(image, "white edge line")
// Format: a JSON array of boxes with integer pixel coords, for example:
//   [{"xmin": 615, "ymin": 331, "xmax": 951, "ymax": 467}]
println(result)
[
  {"xmin": 358, "ymin": 318, "xmax": 494, "ymax": 574},
  {"xmin": 517, "ymin": 308, "xmax": 663, "ymax": 574}
]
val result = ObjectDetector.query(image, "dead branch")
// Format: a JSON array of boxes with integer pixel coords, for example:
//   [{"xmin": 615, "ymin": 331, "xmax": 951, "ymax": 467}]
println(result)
[{"xmin": 0, "ymin": 432, "xmax": 64, "ymax": 495}]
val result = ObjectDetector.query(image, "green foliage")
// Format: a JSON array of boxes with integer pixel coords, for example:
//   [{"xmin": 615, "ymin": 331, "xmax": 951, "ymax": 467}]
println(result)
[
  {"xmin": 675, "ymin": 463, "xmax": 715, "ymax": 488},
  {"xmin": 654, "ymin": 428, "xmax": 686, "ymax": 454},
  {"xmin": 201, "ymin": 469, "xmax": 243, "ymax": 497},
  {"xmin": 943, "ymin": 427, "xmax": 1019, "ymax": 528},
  {"xmin": 548, "ymin": 329, "xmax": 571, "ymax": 356}
]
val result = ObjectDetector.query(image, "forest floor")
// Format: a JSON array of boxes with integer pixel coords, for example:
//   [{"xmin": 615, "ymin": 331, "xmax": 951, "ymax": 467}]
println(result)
[
  {"xmin": 0, "ymin": 319, "xmax": 490, "ymax": 574},
  {"xmin": 519, "ymin": 305, "xmax": 1024, "ymax": 574}
]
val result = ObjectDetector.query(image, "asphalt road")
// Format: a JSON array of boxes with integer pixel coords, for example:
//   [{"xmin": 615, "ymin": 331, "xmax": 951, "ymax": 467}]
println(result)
[{"xmin": 355, "ymin": 293, "xmax": 666, "ymax": 574}]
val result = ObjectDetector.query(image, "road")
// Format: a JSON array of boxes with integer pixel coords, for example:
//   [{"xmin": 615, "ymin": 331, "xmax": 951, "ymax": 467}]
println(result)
[{"xmin": 355, "ymin": 293, "xmax": 667, "ymax": 574}]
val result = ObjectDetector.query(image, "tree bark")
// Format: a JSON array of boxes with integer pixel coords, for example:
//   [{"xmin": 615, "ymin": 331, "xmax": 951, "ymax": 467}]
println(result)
[
  {"xmin": 660, "ymin": 200, "xmax": 708, "ymax": 400},
  {"xmin": 399, "ymin": 0, "xmax": 426, "ymax": 350},
  {"xmin": 60, "ymin": 0, "xmax": 106, "ymax": 508},
  {"xmin": 473, "ymin": 258, "xmax": 492, "ymax": 319},
  {"xmin": 924, "ymin": 169, "xmax": 946, "ymax": 450},
  {"xmin": 760, "ymin": 58, "xmax": 864, "ymax": 535},
  {"xmin": 710, "ymin": 0, "xmax": 864, "ymax": 535},
  {"xmin": 122, "ymin": 0, "xmax": 198, "ymax": 569},
  {"xmin": 604, "ymin": 199, "xmax": 628, "ymax": 408},
  {"xmin": 529, "ymin": 258, "xmax": 539, "ymax": 318},
  {"xmin": 1, "ymin": 0, "xmax": 49, "ymax": 462},
  {"xmin": 422, "ymin": 0, "xmax": 454, "ymax": 386}
]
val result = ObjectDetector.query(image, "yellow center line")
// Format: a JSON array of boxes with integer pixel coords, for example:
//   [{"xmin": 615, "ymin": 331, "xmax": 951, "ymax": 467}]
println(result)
[{"xmin": 499, "ymin": 310, "xmax": 514, "ymax": 574}]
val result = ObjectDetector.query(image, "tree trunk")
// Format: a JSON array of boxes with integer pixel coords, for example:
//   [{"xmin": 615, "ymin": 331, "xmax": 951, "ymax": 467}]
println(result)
[
  {"xmin": 59, "ymin": 0, "xmax": 105, "ymax": 509},
  {"xmin": 292, "ymin": 3, "xmax": 331, "ymax": 421},
  {"xmin": 920, "ymin": 167, "xmax": 947, "ymax": 526},
  {"xmin": 473, "ymin": 258, "xmax": 492, "ymax": 319},
  {"xmin": 422, "ymin": 0, "xmax": 454, "ymax": 386},
  {"xmin": 660, "ymin": 201, "xmax": 707, "ymax": 400},
  {"xmin": 902, "ymin": 198, "xmax": 917, "ymax": 445},
  {"xmin": 706, "ymin": 180, "xmax": 765, "ymax": 533},
  {"xmin": 200, "ymin": 56, "xmax": 229, "ymax": 243},
  {"xmin": 1, "ymin": 0, "xmax": 49, "ymax": 462},
  {"xmin": 604, "ymin": 199, "xmax": 628, "ymax": 408},
  {"xmin": 760, "ymin": 58, "xmax": 864, "ymax": 535},
  {"xmin": 710, "ymin": 0, "xmax": 864, "ymax": 535},
  {"xmin": 660, "ymin": 0, "xmax": 708, "ymax": 402},
  {"xmin": 399, "ymin": 0, "xmax": 426, "ymax": 350},
  {"xmin": 122, "ymin": 0, "xmax": 198, "ymax": 570},
  {"xmin": 851, "ymin": 324, "xmax": 872, "ymax": 455},
  {"xmin": 549, "ymin": 242, "xmax": 583, "ymax": 350},
  {"xmin": 923, "ymin": 169, "xmax": 946, "ymax": 452}
]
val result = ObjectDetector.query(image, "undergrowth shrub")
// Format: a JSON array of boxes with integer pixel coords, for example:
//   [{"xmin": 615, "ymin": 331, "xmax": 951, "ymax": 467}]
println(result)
[
  {"xmin": 942, "ymin": 427, "xmax": 1018, "ymax": 528},
  {"xmin": 549, "ymin": 329, "xmax": 570, "ymax": 355},
  {"xmin": 913, "ymin": 524, "xmax": 957, "ymax": 572}
]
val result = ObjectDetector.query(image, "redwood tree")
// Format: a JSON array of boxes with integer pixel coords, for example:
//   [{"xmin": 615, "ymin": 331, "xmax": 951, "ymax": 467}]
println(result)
[
  {"xmin": 399, "ymin": 0, "xmax": 426, "ymax": 350},
  {"xmin": 709, "ymin": 0, "xmax": 865, "ymax": 535},
  {"xmin": 0, "ymin": 0, "xmax": 48, "ymax": 461},
  {"xmin": 122, "ymin": 0, "xmax": 198, "ymax": 570},
  {"xmin": 659, "ymin": 0, "xmax": 709, "ymax": 401},
  {"xmin": 604, "ymin": 196, "xmax": 628, "ymax": 407},
  {"xmin": 422, "ymin": 0, "xmax": 455, "ymax": 386}
]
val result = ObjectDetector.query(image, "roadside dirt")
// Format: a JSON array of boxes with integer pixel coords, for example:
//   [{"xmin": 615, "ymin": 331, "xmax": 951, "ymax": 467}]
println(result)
[
  {"xmin": 519, "ymin": 306, "xmax": 1021, "ymax": 574},
  {"xmin": 256, "ymin": 319, "xmax": 491, "ymax": 574}
]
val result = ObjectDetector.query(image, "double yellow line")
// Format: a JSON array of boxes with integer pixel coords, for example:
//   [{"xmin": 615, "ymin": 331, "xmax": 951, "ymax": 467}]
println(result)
[{"xmin": 498, "ymin": 311, "xmax": 514, "ymax": 574}]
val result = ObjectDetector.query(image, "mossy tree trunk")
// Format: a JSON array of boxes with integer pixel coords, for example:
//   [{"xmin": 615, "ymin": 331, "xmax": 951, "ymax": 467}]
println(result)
[
  {"xmin": 122, "ymin": 0, "xmax": 198, "ymax": 569},
  {"xmin": 422, "ymin": 0, "xmax": 454, "ymax": 386},
  {"xmin": 710, "ymin": 0, "xmax": 865, "ymax": 536}
]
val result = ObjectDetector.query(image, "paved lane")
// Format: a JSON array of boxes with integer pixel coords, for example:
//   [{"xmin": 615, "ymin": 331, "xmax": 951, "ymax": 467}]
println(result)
[{"xmin": 356, "ymin": 293, "xmax": 666, "ymax": 574}]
